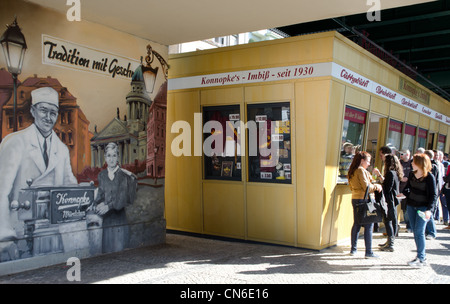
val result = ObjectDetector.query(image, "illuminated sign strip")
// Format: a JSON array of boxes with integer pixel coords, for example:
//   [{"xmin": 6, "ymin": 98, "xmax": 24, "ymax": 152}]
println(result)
[{"xmin": 168, "ymin": 62, "xmax": 449, "ymax": 125}]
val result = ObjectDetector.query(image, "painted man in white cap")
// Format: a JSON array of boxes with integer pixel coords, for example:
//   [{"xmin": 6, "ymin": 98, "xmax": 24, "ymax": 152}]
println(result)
[{"xmin": 0, "ymin": 87, "xmax": 77, "ymax": 242}]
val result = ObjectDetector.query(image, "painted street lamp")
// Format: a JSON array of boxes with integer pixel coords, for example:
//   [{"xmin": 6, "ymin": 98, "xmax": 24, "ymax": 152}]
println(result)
[
  {"xmin": 154, "ymin": 145, "xmax": 159, "ymax": 184},
  {"xmin": 143, "ymin": 45, "xmax": 159, "ymax": 94},
  {"xmin": 0, "ymin": 16, "xmax": 27, "ymax": 132}
]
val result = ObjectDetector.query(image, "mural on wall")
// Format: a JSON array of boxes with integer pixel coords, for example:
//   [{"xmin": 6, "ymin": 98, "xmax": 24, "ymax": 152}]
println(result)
[{"xmin": 0, "ymin": 11, "xmax": 168, "ymax": 264}]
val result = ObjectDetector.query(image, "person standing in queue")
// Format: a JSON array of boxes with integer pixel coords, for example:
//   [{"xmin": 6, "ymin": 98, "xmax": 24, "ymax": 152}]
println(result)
[
  {"xmin": 372, "ymin": 146, "xmax": 393, "ymax": 233},
  {"xmin": 424, "ymin": 150, "xmax": 439, "ymax": 240},
  {"xmin": 399, "ymin": 150, "xmax": 412, "ymax": 232},
  {"xmin": 435, "ymin": 151, "xmax": 447, "ymax": 225},
  {"xmin": 401, "ymin": 153, "xmax": 438, "ymax": 267},
  {"xmin": 348, "ymin": 151, "xmax": 383, "ymax": 259},
  {"xmin": 377, "ymin": 154, "xmax": 403, "ymax": 252}
]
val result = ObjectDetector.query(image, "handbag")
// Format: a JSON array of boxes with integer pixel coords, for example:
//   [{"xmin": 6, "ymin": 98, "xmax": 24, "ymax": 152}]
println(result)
[{"xmin": 355, "ymin": 185, "xmax": 383, "ymax": 225}]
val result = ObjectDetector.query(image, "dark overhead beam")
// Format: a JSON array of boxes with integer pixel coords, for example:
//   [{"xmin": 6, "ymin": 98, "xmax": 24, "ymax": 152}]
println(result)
[
  {"xmin": 331, "ymin": 18, "xmax": 450, "ymax": 101},
  {"xmin": 394, "ymin": 44, "xmax": 450, "ymax": 54},
  {"xmin": 377, "ymin": 29, "xmax": 450, "ymax": 43},
  {"xmin": 410, "ymin": 56, "xmax": 450, "ymax": 63},
  {"xmin": 355, "ymin": 10, "xmax": 450, "ymax": 29},
  {"xmin": 419, "ymin": 70, "xmax": 450, "ymax": 88}
]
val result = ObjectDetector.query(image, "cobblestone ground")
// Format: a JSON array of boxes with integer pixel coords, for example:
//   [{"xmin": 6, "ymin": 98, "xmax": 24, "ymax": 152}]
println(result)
[{"xmin": 1, "ymin": 222, "xmax": 450, "ymax": 284}]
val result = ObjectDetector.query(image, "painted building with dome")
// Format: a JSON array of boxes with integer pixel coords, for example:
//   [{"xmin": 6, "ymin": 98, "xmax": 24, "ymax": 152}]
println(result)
[{"xmin": 90, "ymin": 65, "xmax": 151, "ymax": 169}]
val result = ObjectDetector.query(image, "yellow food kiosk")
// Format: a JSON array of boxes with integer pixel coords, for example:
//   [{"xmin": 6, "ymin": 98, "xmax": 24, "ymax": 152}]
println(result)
[{"xmin": 165, "ymin": 31, "xmax": 450, "ymax": 250}]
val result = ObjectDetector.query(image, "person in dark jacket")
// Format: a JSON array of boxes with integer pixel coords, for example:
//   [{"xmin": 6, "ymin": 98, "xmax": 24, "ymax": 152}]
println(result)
[
  {"xmin": 401, "ymin": 153, "xmax": 438, "ymax": 267},
  {"xmin": 377, "ymin": 154, "xmax": 403, "ymax": 251},
  {"xmin": 94, "ymin": 142, "xmax": 137, "ymax": 253},
  {"xmin": 399, "ymin": 150, "xmax": 412, "ymax": 231},
  {"xmin": 424, "ymin": 150, "xmax": 439, "ymax": 239}
]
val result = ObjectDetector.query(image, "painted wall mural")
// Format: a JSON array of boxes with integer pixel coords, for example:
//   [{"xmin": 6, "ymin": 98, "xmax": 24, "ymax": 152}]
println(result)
[{"xmin": 0, "ymin": 0, "xmax": 167, "ymax": 270}]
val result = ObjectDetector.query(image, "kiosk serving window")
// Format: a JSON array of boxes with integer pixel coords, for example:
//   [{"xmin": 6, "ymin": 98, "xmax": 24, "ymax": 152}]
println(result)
[
  {"xmin": 387, "ymin": 119, "xmax": 403, "ymax": 152},
  {"xmin": 342, "ymin": 106, "xmax": 366, "ymax": 147},
  {"xmin": 416, "ymin": 128, "xmax": 428, "ymax": 151},
  {"xmin": 339, "ymin": 106, "xmax": 366, "ymax": 178},
  {"xmin": 402, "ymin": 124, "xmax": 416, "ymax": 153},
  {"xmin": 247, "ymin": 102, "xmax": 291, "ymax": 184},
  {"xmin": 203, "ymin": 105, "xmax": 242, "ymax": 181},
  {"xmin": 438, "ymin": 134, "xmax": 446, "ymax": 152}
]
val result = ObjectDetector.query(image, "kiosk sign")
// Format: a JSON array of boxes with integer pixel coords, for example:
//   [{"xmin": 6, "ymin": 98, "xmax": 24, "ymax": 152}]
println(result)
[{"xmin": 50, "ymin": 187, "xmax": 95, "ymax": 224}]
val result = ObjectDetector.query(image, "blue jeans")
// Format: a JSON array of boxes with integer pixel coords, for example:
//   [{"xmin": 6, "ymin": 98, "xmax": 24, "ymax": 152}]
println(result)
[
  {"xmin": 407, "ymin": 205, "xmax": 428, "ymax": 261},
  {"xmin": 426, "ymin": 217, "xmax": 437, "ymax": 238},
  {"xmin": 351, "ymin": 200, "xmax": 374, "ymax": 254}
]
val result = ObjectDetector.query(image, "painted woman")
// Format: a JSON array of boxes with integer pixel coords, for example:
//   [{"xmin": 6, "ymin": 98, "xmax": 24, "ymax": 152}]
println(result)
[{"xmin": 94, "ymin": 142, "xmax": 137, "ymax": 253}]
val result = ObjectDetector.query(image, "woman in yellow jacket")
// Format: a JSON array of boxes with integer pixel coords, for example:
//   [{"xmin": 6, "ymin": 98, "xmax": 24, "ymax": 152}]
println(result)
[{"xmin": 348, "ymin": 151, "xmax": 382, "ymax": 258}]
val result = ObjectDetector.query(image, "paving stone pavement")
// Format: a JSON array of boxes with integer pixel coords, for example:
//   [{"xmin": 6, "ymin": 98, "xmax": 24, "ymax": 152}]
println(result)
[{"xmin": 1, "ymin": 223, "xmax": 450, "ymax": 284}]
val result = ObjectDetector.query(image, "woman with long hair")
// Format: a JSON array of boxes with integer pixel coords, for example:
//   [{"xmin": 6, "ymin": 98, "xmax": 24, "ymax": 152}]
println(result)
[
  {"xmin": 348, "ymin": 151, "xmax": 382, "ymax": 258},
  {"xmin": 402, "ymin": 153, "xmax": 438, "ymax": 267},
  {"xmin": 377, "ymin": 154, "xmax": 403, "ymax": 252}
]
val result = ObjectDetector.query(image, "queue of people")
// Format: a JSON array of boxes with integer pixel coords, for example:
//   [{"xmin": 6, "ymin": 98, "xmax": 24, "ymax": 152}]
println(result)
[{"xmin": 346, "ymin": 144, "xmax": 447, "ymax": 267}]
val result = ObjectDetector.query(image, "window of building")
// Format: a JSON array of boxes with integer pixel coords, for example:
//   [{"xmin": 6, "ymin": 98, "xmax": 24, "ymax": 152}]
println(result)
[
  {"xmin": 416, "ymin": 128, "xmax": 428, "ymax": 151},
  {"xmin": 68, "ymin": 130, "xmax": 73, "ymax": 145},
  {"xmin": 247, "ymin": 102, "xmax": 291, "ymax": 184},
  {"xmin": 203, "ymin": 105, "xmax": 242, "ymax": 181},
  {"xmin": 214, "ymin": 36, "xmax": 226, "ymax": 46},
  {"xmin": 339, "ymin": 106, "xmax": 367, "ymax": 178},
  {"xmin": 61, "ymin": 112, "xmax": 67, "ymax": 124},
  {"xmin": 386, "ymin": 119, "xmax": 403, "ymax": 153},
  {"xmin": 230, "ymin": 35, "xmax": 238, "ymax": 46},
  {"xmin": 18, "ymin": 113, "xmax": 23, "ymax": 128},
  {"xmin": 402, "ymin": 124, "xmax": 416, "ymax": 153}
]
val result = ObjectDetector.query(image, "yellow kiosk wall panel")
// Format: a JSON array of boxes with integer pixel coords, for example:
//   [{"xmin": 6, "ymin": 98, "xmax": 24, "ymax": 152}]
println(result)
[
  {"xmin": 246, "ymin": 184, "xmax": 295, "ymax": 245},
  {"xmin": 165, "ymin": 91, "xmax": 203, "ymax": 233},
  {"xmin": 430, "ymin": 95, "xmax": 449, "ymax": 117},
  {"xmin": 430, "ymin": 119, "xmax": 439, "ymax": 133},
  {"xmin": 390, "ymin": 104, "xmax": 406, "ymax": 121},
  {"xmin": 203, "ymin": 181, "xmax": 245, "ymax": 238},
  {"xmin": 344, "ymin": 86, "xmax": 370, "ymax": 110},
  {"xmin": 322, "ymin": 80, "xmax": 352, "ymax": 248},
  {"xmin": 406, "ymin": 111, "xmax": 420, "ymax": 126},
  {"xmin": 201, "ymin": 87, "xmax": 244, "ymax": 106},
  {"xmin": 370, "ymin": 97, "xmax": 390, "ymax": 116},
  {"xmin": 440, "ymin": 123, "xmax": 448, "ymax": 136},
  {"xmin": 244, "ymin": 83, "xmax": 294, "ymax": 103},
  {"xmin": 294, "ymin": 80, "xmax": 330, "ymax": 249},
  {"xmin": 257, "ymin": 36, "xmax": 334, "ymax": 66},
  {"xmin": 419, "ymin": 115, "xmax": 430, "ymax": 130},
  {"xmin": 333, "ymin": 39, "xmax": 398, "ymax": 87}
]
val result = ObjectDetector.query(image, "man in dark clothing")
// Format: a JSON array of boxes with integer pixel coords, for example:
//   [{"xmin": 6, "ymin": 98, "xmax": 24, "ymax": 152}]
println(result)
[
  {"xmin": 399, "ymin": 150, "xmax": 412, "ymax": 231},
  {"xmin": 424, "ymin": 150, "xmax": 439, "ymax": 239}
]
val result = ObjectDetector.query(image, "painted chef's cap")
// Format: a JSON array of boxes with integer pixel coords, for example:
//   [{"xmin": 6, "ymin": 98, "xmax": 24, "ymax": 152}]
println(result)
[{"xmin": 31, "ymin": 87, "xmax": 59, "ymax": 108}]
